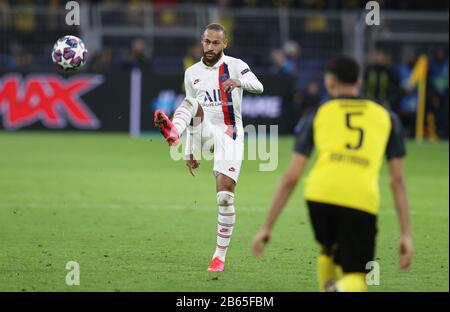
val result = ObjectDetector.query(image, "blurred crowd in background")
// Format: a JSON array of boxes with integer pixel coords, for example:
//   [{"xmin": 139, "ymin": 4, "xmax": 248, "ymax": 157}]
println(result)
[
  {"xmin": 0, "ymin": 0, "xmax": 448, "ymax": 139},
  {"xmin": 0, "ymin": 0, "xmax": 448, "ymax": 10}
]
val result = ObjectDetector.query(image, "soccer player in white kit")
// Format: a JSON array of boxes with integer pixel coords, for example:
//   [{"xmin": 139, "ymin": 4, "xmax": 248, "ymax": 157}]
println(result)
[{"xmin": 154, "ymin": 23, "xmax": 264, "ymax": 272}]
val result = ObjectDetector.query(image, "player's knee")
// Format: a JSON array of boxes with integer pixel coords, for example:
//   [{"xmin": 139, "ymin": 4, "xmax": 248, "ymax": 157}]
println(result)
[
  {"xmin": 183, "ymin": 96, "xmax": 196, "ymax": 107},
  {"xmin": 217, "ymin": 191, "xmax": 234, "ymax": 207},
  {"xmin": 182, "ymin": 96, "xmax": 200, "ymax": 116}
]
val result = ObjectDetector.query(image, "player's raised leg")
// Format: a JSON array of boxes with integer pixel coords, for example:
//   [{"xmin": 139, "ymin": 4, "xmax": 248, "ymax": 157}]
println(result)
[
  {"xmin": 154, "ymin": 96, "xmax": 203, "ymax": 146},
  {"xmin": 207, "ymin": 174, "xmax": 236, "ymax": 272}
]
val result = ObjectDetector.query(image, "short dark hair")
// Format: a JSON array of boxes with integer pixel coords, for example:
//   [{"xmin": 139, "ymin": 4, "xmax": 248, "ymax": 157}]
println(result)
[
  {"xmin": 326, "ymin": 55, "xmax": 360, "ymax": 84},
  {"xmin": 204, "ymin": 23, "xmax": 227, "ymax": 36}
]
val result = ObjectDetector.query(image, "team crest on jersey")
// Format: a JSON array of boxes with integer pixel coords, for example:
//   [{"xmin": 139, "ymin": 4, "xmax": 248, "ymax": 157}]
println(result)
[
  {"xmin": 220, "ymin": 73, "xmax": 229, "ymax": 82},
  {"xmin": 193, "ymin": 79, "xmax": 200, "ymax": 85}
]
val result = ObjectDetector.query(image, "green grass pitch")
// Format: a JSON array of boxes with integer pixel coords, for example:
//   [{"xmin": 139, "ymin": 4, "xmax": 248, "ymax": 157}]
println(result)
[{"xmin": 0, "ymin": 131, "xmax": 448, "ymax": 292}]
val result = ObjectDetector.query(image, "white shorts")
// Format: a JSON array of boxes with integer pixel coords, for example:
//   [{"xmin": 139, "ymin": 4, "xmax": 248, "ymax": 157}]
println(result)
[
  {"xmin": 192, "ymin": 120, "xmax": 244, "ymax": 183},
  {"xmin": 212, "ymin": 127, "xmax": 244, "ymax": 182}
]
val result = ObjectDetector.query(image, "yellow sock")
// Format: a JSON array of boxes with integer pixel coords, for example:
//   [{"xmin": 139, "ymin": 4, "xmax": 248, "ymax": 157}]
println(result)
[
  {"xmin": 336, "ymin": 273, "xmax": 368, "ymax": 292},
  {"xmin": 317, "ymin": 254, "xmax": 337, "ymax": 292}
]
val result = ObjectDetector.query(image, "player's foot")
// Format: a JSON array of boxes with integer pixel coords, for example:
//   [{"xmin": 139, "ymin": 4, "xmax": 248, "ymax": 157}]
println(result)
[
  {"xmin": 207, "ymin": 257, "xmax": 224, "ymax": 272},
  {"xmin": 154, "ymin": 109, "xmax": 179, "ymax": 146}
]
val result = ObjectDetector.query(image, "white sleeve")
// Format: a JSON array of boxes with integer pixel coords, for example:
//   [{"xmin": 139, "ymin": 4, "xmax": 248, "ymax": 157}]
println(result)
[{"xmin": 237, "ymin": 60, "xmax": 264, "ymax": 94}]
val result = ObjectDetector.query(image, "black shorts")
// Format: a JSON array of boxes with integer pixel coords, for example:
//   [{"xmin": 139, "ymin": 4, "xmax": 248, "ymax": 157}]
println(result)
[{"xmin": 307, "ymin": 200, "xmax": 377, "ymax": 273}]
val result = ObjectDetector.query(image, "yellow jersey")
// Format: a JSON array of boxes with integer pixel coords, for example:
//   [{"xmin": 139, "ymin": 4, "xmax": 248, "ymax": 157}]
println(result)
[{"xmin": 294, "ymin": 97, "xmax": 406, "ymax": 215}]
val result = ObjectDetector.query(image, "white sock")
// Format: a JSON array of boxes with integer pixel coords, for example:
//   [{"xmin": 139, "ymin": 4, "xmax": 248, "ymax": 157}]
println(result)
[
  {"xmin": 172, "ymin": 96, "xmax": 199, "ymax": 135},
  {"xmin": 213, "ymin": 191, "xmax": 235, "ymax": 262}
]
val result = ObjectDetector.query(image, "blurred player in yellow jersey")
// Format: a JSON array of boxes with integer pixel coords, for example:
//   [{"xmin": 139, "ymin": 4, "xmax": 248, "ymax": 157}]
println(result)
[{"xmin": 252, "ymin": 56, "xmax": 413, "ymax": 292}]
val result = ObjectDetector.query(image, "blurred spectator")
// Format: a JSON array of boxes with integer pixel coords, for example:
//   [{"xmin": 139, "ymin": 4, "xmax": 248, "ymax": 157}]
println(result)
[
  {"xmin": 159, "ymin": 9, "xmax": 177, "ymax": 26},
  {"xmin": 396, "ymin": 49, "xmax": 418, "ymax": 137},
  {"xmin": 364, "ymin": 49, "xmax": 400, "ymax": 107},
  {"xmin": 270, "ymin": 41, "xmax": 301, "ymax": 77},
  {"xmin": 12, "ymin": 51, "xmax": 34, "ymax": 71},
  {"xmin": 126, "ymin": 1, "xmax": 146, "ymax": 27},
  {"xmin": 304, "ymin": 14, "xmax": 328, "ymax": 33},
  {"xmin": 340, "ymin": 0, "xmax": 360, "ymax": 9},
  {"xmin": 89, "ymin": 48, "xmax": 113, "ymax": 73},
  {"xmin": 270, "ymin": 49, "xmax": 290, "ymax": 75},
  {"xmin": 47, "ymin": 0, "xmax": 60, "ymax": 31},
  {"xmin": 300, "ymin": 1, "xmax": 328, "ymax": 32},
  {"xmin": 283, "ymin": 41, "xmax": 301, "ymax": 76},
  {"xmin": 291, "ymin": 79, "xmax": 322, "ymax": 131},
  {"xmin": 294, "ymin": 80, "xmax": 321, "ymax": 117},
  {"xmin": 0, "ymin": 54, "xmax": 14, "ymax": 70},
  {"xmin": 183, "ymin": 43, "xmax": 201, "ymax": 70},
  {"xmin": 0, "ymin": 0, "xmax": 11, "ymax": 29},
  {"xmin": 302, "ymin": 80, "xmax": 321, "ymax": 110},
  {"xmin": 428, "ymin": 47, "xmax": 449, "ymax": 139},
  {"xmin": 123, "ymin": 38, "xmax": 151, "ymax": 70},
  {"xmin": 15, "ymin": 0, "xmax": 36, "ymax": 33},
  {"xmin": 152, "ymin": 0, "xmax": 180, "ymax": 28},
  {"xmin": 0, "ymin": 0, "xmax": 447, "ymax": 88},
  {"xmin": 2, "ymin": 42, "xmax": 34, "ymax": 71}
]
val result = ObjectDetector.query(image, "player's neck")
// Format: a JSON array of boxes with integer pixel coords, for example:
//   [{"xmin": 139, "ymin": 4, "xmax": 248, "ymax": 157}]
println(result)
[{"xmin": 330, "ymin": 86, "xmax": 359, "ymax": 98}]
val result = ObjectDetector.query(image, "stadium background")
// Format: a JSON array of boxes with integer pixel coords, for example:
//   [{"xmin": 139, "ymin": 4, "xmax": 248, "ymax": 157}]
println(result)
[{"xmin": 0, "ymin": 0, "xmax": 448, "ymax": 292}]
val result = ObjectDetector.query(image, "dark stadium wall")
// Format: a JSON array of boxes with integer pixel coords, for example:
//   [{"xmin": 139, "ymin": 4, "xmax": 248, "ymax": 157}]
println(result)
[{"xmin": 0, "ymin": 72, "xmax": 297, "ymax": 134}]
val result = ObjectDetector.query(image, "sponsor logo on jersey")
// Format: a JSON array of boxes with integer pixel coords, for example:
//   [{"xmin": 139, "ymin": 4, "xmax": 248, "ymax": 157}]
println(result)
[{"xmin": 204, "ymin": 89, "xmax": 222, "ymax": 103}]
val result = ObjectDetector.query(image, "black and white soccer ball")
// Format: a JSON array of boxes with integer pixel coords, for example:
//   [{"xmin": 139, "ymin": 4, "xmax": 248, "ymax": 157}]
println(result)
[{"xmin": 51, "ymin": 35, "xmax": 87, "ymax": 71}]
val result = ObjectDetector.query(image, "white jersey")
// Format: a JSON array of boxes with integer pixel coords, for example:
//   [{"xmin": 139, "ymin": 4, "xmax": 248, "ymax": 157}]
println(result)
[
  {"xmin": 184, "ymin": 54, "xmax": 263, "ymax": 182},
  {"xmin": 184, "ymin": 53, "xmax": 264, "ymax": 138}
]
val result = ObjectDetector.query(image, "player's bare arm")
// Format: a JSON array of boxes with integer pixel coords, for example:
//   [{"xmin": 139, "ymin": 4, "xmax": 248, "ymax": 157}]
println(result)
[
  {"xmin": 388, "ymin": 157, "xmax": 414, "ymax": 271},
  {"xmin": 252, "ymin": 153, "xmax": 309, "ymax": 257}
]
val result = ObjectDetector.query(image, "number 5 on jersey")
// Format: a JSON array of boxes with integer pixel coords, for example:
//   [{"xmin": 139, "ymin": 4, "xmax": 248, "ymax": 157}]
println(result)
[{"xmin": 345, "ymin": 112, "xmax": 364, "ymax": 150}]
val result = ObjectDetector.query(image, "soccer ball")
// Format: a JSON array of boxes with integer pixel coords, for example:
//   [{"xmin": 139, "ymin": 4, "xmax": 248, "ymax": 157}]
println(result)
[{"xmin": 51, "ymin": 35, "xmax": 87, "ymax": 71}]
